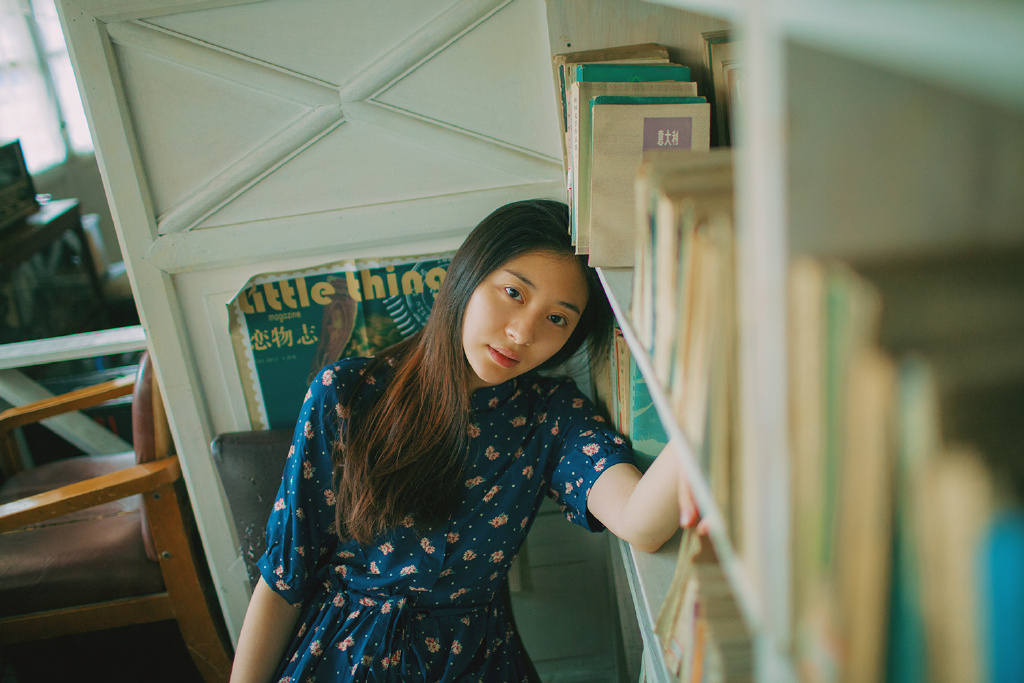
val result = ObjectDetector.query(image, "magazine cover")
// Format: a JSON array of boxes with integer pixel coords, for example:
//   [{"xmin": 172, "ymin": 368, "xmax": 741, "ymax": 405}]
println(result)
[{"xmin": 228, "ymin": 252, "xmax": 454, "ymax": 429}]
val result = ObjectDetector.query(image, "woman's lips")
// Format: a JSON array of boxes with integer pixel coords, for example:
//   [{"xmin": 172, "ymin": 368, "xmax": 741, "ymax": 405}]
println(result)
[{"xmin": 487, "ymin": 346, "xmax": 519, "ymax": 368}]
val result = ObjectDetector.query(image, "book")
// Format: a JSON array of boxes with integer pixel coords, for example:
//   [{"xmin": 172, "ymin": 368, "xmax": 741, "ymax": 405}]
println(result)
[
  {"xmin": 628, "ymin": 352, "xmax": 669, "ymax": 473},
  {"xmin": 701, "ymin": 30, "xmax": 741, "ymax": 147},
  {"xmin": 574, "ymin": 62, "xmax": 691, "ymax": 84},
  {"xmin": 587, "ymin": 96, "xmax": 710, "ymax": 267},
  {"xmin": 916, "ymin": 447, "xmax": 994, "ymax": 683},
  {"xmin": 567, "ymin": 79, "xmax": 698, "ymax": 252},
  {"xmin": 835, "ymin": 348, "xmax": 897, "ymax": 683},
  {"xmin": 602, "ymin": 323, "xmax": 667, "ymax": 473},
  {"xmin": 980, "ymin": 510, "xmax": 1024, "ymax": 683}
]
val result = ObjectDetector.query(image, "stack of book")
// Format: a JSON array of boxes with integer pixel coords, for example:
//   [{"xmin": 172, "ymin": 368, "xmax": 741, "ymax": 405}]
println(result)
[
  {"xmin": 631, "ymin": 148, "xmax": 738, "ymax": 540},
  {"xmin": 593, "ymin": 324, "xmax": 670, "ymax": 473},
  {"xmin": 787, "ymin": 249, "xmax": 1024, "ymax": 683},
  {"xmin": 655, "ymin": 531, "xmax": 752, "ymax": 682},
  {"xmin": 552, "ymin": 43, "xmax": 710, "ymax": 266}
]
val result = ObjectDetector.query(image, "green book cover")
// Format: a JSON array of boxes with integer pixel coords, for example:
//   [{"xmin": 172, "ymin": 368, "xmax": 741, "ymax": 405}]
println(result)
[
  {"xmin": 575, "ymin": 63, "xmax": 691, "ymax": 83},
  {"xmin": 590, "ymin": 95, "xmax": 706, "ymax": 108},
  {"xmin": 629, "ymin": 354, "xmax": 669, "ymax": 472}
]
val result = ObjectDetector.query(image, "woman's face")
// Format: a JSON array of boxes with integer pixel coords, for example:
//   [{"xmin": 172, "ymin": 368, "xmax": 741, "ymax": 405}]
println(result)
[{"xmin": 462, "ymin": 250, "xmax": 589, "ymax": 393}]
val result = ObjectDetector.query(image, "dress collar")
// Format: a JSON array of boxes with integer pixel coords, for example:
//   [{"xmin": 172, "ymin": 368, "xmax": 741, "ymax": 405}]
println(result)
[{"xmin": 469, "ymin": 374, "xmax": 525, "ymax": 413}]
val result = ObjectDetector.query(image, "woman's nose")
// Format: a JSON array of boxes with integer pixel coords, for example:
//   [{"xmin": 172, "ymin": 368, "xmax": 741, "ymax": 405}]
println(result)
[{"xmin": 506, "ymin": 315, "xmax": 535, "ymax": 346}]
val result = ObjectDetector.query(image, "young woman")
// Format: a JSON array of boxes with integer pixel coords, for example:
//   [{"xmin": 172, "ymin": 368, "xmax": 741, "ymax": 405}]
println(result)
[{"xmin": 230, "ymin": 199, "xmax": 698, "ymax": 682}]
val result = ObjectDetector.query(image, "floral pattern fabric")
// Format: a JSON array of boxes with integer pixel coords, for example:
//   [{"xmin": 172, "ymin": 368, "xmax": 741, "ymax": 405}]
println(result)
[{"xmin": 259, "ymin": 357, "xmax": 634, "ymax": 682}]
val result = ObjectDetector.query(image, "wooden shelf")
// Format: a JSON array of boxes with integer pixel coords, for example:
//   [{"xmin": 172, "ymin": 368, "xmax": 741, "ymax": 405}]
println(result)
[
  {"xmin": 597, "ymin": 266, "xmax": 785, "ymax": 678},
  {"xmin": 649, "ymin": 0, "xmax": 1024, "ymax": 110}
]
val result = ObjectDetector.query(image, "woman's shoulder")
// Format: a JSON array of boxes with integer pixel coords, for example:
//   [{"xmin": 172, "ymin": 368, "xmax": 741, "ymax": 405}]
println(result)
[{"xmin": 307, "ymin": 356, "xmax": 378, "ymax": 399}]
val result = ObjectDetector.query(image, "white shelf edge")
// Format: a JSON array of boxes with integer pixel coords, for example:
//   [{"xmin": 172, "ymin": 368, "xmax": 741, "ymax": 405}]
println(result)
[
  {"xmin": 596, "ymin": 267, "xmax": 761, "ymax": 627},
  {"xmin": 779, "ymin": 0, "xmax": 1024, "ymax": 110},
  {"xmin": 618, "ymin": 534, "xmax": 682, "ymax": 683},
  {"xmin": 652, "ymin": 0, "xmax": 1024, "ymax": 110}
]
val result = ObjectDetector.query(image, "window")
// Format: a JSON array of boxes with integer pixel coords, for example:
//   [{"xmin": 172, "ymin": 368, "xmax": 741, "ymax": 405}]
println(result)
[{"xmin": 0, "ymin": 0, "xmax": 92, "ymax": 174}]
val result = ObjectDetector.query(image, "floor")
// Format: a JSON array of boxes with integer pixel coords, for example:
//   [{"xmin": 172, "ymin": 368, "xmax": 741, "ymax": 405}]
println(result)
[{"xmin": 0, "ymin": 621, "xmax": 204, "ymax": 682}]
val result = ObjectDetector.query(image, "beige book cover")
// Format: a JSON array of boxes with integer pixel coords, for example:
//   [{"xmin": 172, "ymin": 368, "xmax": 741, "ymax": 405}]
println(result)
[
  {"xmin": 568, "ymin": 81, "xmax": 699, "ymax": 254},
  {"xmin": 836, "ymin": 348, "xmax": 897, "ymax": 683},
  {"xmin": 587, "ymin": 100, "xmax": 709, "ymax": 266}
]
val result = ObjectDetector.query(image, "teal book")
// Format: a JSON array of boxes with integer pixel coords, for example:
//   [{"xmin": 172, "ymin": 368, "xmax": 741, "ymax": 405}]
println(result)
[
  {"xmin": 589, "ymin": 95, "xmax": 706, "ymax": 107},
  {"xmin": 575, "ymin": 63, "xmax": 691, "ymax": 83},
  {"xmin": 629, "ymin": 354, "xmax": 669, "ymax": 472},
  {"xmin": 982, "ymin": 510, "xmax": 1024, "ymax": 683}
]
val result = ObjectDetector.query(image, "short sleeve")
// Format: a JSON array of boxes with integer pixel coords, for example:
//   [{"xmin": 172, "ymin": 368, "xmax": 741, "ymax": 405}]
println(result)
[
  {"xmin": 544, "ymin": 380, "xmax": 635, "ymax": 532},
  {"xmin": 257, "ymin": 361, "xmax": 356, "ymax": 606}
]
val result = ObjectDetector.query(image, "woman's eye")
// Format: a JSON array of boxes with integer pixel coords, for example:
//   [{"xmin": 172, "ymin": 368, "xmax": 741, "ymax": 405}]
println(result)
[
  {"xmin": 505, "ymin": 287, "xmax": 523, "ymax": 301},
  {"xmin": 549, "ymin": 314, "xmax": 567, "ymax": 327}
]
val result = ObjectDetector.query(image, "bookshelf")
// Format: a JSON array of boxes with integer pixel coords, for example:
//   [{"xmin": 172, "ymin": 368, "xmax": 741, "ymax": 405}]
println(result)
[{"xmin": 546, "ymin": 0, "xmax": 1024, "ymax": 680}]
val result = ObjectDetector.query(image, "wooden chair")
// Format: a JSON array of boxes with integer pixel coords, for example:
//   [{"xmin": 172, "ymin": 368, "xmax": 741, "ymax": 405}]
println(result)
[{"xmin": 0, "ymin": 352, "xmax": 232, "ymax": 682}]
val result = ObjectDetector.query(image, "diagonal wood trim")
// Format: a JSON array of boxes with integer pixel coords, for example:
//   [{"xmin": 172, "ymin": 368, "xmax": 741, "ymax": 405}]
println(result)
[
  {"xmin": 0, "ymin": 594, "xmax": 174, "ymax": 644},
  {"xmin": 0, "ymin": 457, "xmax": 181, "ymax": 532},
  {"xmin": 0, "ymin": 375, "xmax": 135, "ymax": 430},
  {"xmin": 156, "ymin": 106, "xmax": 344, "ymax": 235},
  {"xmin": 74, "ymin": 0, "xmax": 260, "ymax": 24},
  {"xmin": 338, "ymin": 0, "xmax": 513, "ymax": 103},
  {"xmin": 344, "ymin": 100, "xmax": 561, "ymax": 177},
  {"xmin": 106, "ymin": 20, "xmax": 337, "ymax": 101}
]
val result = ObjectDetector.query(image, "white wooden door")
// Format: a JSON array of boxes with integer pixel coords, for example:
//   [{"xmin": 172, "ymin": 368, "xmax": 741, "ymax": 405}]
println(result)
[{"xmin": 56, "ymin": 0, "xmax": 567, "ymax": 640}]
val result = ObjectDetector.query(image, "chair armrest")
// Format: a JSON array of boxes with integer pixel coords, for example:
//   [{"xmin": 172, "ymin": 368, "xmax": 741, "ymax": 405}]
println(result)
[
  {"xmin": 0, "ymin": 455, "xmax": 181, "ymax": 533},
  {"xmin": 0, "ymin": 375, "xmax": 135, "ymax": 434}
]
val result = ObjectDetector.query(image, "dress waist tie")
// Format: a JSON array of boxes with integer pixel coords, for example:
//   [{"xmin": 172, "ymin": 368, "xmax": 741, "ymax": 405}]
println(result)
[{"xmin": 338, "ymin": 585, "xmax": 491, "ymax": 681}]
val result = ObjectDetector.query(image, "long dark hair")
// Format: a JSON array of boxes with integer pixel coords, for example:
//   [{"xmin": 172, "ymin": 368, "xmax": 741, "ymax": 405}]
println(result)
[{"xmin": 333, "ymin": 199, "xmax": 612, "ymax": 544}]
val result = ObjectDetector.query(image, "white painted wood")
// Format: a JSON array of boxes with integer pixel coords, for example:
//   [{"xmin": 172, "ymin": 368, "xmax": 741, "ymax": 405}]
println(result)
[
  {"xmin": 337, "ymin": 0, "xmax": 511, "ymax": 102},
  {"xmin": 157, "ymin": 105, "xmax": 344, "ymax": 235},
  {"xmin": 106, "ymin": 20, "xmax": 339, "ymax": 224},
  {"xmin": 0, "ymin": 369, "xmax": 133, "ymax": 455},
  {"xmin": 732, "ymin": 2, "xmax": 793, "ymax": 675},
  {"xmin": 617, "ymin": 534, "xmax": 680, "ymax": 683},
  {"xmin": 0, "ymin": 325, "xmax": 146, "ymax": 370},
  {"xmin": 56, "ymin": 0, "xmax": 251, "ymax": 638},
  {"xmin": 375, "ymin": 0, "xmax": 563, "ymax": 158},
  {"xmin": 342, "ymin": 100, "xmax": 560, "ymax": 176},
  {"xmin": 149, "ymin": 183, "xmax": 564, "ymax": 274},
  {"xmin": 147, "ymin": 0, "xmax": 464, "ymax": 88},
  {"xmin": 75, "ymin": 0, "xmax": 260, "ymax": 23},
  {"xmin": 779, "ymin": 0, "xmax": 1024, "ymax": 111}
]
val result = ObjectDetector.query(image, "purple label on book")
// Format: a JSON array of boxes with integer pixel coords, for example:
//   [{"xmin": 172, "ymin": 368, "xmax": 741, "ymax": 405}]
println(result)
[{"xmin": 643, "ymin": 117, "xmax": 692, "ymax": 151}]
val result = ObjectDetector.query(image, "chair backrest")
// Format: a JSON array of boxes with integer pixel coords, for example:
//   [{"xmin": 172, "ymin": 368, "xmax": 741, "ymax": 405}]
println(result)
[
  {"xmin": 131, "ymin": 352, "xmax": 170, "ymax": 465},
  {"xmin": 131, "ymin": 351, "xmax": 172, "ymax": 562},
  {"xmin": 211, "ymin": 428, "xmax": 294, "ymax": 587}
]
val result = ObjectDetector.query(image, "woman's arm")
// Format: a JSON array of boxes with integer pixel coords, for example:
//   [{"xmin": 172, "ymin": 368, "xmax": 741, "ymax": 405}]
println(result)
[
  {"xmin": 586, "ymin": 436, "xmax": 698, "ymax": 552},
  {"xmin": 229, "ymin": 576, "xmax": 302, "ymax": 683}
]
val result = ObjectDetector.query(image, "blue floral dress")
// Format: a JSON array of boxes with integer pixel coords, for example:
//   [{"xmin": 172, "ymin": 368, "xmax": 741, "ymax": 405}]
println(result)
[{"xmin": 259, "ymin": 357, "xmax": 635, "ymax": 682}]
